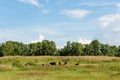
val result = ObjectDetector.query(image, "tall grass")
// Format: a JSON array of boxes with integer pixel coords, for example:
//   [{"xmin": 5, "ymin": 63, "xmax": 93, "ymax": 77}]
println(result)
[{"xmin": 0, "ymin": 56, "xmax": 120, "ymax": 80}]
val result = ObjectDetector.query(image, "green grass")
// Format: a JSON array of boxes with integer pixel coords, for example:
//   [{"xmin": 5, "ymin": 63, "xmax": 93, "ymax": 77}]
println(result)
[{"xmin": 0, "ymin": 56, "xmax": 120, "ymax": 80}]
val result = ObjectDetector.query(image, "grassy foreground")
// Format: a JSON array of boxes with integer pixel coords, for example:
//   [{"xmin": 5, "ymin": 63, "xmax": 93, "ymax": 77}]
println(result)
[{"xmin": 0, "ymin": 56, "xmax": 120, "ymax": 80}]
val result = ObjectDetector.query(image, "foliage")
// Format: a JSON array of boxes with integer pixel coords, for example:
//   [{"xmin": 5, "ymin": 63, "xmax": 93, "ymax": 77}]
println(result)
[
  {"xmin": 90, "ymin": 40, "xmax": 101, "ymax": 55},
  {"xmin": 116, "ymin": 46, "xmax": 120, "ymax": 57},
  {"xmin": 0, "ymin": 39, "xmax": 120, "ymax": 57}
]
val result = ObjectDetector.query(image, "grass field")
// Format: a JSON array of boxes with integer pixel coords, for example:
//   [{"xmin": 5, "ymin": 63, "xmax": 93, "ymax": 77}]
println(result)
[{"xmin": 0, "ymin": 56, "xmax": 120, "ymax": 80}]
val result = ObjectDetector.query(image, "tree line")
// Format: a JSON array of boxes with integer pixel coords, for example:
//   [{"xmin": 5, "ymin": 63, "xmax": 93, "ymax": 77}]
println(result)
[{"xmin": 0, "ymin": 39, "xmax": 120, "ymax": 57}]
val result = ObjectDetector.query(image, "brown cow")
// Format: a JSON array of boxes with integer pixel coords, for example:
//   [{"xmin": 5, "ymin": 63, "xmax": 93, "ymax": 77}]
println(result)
[
  {"xmin": 49, "ymin": 62, "xmax": 56, "ymax": 65},
  {"xmin": 58, "ymin": 62, "xmax": 61, "ymax": 65},
  {"xmin": 75, "ymin": 63, "xmax": 79, "ymax": 65}
]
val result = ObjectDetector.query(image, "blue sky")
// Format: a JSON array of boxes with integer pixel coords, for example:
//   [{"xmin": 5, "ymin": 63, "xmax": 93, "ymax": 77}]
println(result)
[{"xmin": 0, "ymin": 0, "xmax": 120, "ymax": 47}]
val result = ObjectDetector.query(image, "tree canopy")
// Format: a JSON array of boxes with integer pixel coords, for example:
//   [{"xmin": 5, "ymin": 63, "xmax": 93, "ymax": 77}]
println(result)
[{"xmin": 0, "ymin": 39, "xmax": 120, "ymax": 57}]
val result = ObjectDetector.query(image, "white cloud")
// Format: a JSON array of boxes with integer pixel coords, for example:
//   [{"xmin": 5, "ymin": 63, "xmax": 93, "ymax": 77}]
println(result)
[
  {"xmin": 98, "ymin": 13, "xmax": 120, "ymax": 28},
  {"xmin": 96, "ymin": 6, "xmax": 120, "ymax": 45},
  {"xmin": 42, "ymin": 9, "xmax": 50, "ymax": 14},
  {"xmin": 59, "ymin": 9, "xmax": 91, "ymax": 18},
  {"xmin": 18, "ymin": 0, "xmax": 43, "ymax": 7},
  {"xmin": 78, "ymin": 38, "xmax": 91, "ymax": 44},
  {"xmin": 31, "ymin": 34, "xmax": 45, "ymax": 43},
  {"xmin": 56, "ymin": 45, "xmax": 64, "ymax": 49}
]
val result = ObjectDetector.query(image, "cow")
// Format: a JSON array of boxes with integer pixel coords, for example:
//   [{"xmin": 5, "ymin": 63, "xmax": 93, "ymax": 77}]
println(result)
[{"xmin": 49, "ymin": 62, "xmax": 56, "ymax": 65}]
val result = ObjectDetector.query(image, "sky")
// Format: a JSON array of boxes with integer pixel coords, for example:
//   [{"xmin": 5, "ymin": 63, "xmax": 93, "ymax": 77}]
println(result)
[{"xmin": 0, "ymin": 0, "xmax": 120, "ymax": 47}]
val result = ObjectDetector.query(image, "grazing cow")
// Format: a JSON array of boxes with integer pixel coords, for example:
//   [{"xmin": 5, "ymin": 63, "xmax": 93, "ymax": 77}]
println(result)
[
  {"xmin": 58, "ymin": 62, "xmax": 61, "ymax": 65},
  {"xmin": 75, "ymin": 63, "xmax": 79, "ymax": 65},
  {"xmin": 49, "ymin": 62, "xmax": 56, "ymax": 65},
  {"xmin": 42, "ymin": 64, "xmax": 44, "ymax": 66}
]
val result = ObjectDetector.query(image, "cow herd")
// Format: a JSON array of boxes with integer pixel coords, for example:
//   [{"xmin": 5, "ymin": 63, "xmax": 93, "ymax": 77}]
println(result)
[{"xmin": 42, "ymin": 61, "xmax": 79, "ymax": 66}]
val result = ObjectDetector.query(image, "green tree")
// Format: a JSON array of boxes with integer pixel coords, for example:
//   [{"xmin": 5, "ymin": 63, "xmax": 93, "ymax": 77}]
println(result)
[
  {"xmin": 83, "ymin": 44, "xmax": 92, "ymax": 55},
  {"xmin": 13, "ymin": 42, "xmax": 28, "ymax": 56},
  {"xmin": 117, "ymin": 46, "xmax": 120, "ymax": 57},
  {"xmin": 59, "ymin": 41, "xmax": 73, "ymax": 56},
  {"xmin": 108, "ymin": 45, "xmax": 118, "ymax": 56},
  {"xmin": 100, "ymin": 44, "xmax": 110, "ymax": 56},
  {"xmin": 0, "ymin": 41, "xmax": 15, "ymax": 56},
  {"xmin": 0, "ymin": 43, "xmax": 4, "ymax": 56},
  {"xmin": 20, "ymin": 44, "xmax": 30, "ymax": 56},
  {"xmin": 71, "ymin": 42, "xmax": 83, "ymax": 56},
  {"xmin": 28, "ymin": 43, "xmax": 38, "ymax": 56},
  {"xmin": 34, "ymin": 42, "xmax": 42, "ymax": 56},
  {"xmin": 90, "ymin": 40, "xmax": 101, "ymax": 56},
  {"xmin": 0, "ymin": 41, "xmax": 27, "ymax": 56},
  {"xmin": 42, "ymin": 40, "xmax": 57, "ymax": 55}
]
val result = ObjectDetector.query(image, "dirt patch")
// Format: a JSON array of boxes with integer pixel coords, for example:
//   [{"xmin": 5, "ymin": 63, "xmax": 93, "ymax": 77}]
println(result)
[
  {"xmin": 56, "ymin": 76, "xmax": 83, "ymax": 80},
  {"xmin": 0, "ymin": 65, "xmax": 12, "ymax": 68},
  {"xmin": 78, "ymin": 64, "xmax": 98, "ymax": 67},
  {"xmin": 18, "ymin": 72, "xmax": 50, "ymax": 77}
]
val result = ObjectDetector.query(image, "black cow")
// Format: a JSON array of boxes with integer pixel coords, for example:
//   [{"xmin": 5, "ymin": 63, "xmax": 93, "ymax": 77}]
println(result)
[
  {"xmin": 49, "ymin": 62, "xmax": 56, "ymax": 65},
  {"xmin": 75, "ymin": 63, "xmax": 79, "ymax": 65}
]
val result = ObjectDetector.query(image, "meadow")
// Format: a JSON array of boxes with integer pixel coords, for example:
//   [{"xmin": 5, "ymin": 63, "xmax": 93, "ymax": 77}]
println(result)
[{"xmin": 0, "ymin": 56, "xmax": 120, "ymax": 80}]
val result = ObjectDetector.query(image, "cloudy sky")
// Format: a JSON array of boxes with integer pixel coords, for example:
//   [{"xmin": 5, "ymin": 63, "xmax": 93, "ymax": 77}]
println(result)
[{"xmin": 0, "ymin": 0, "xmax": 120, "ymax": 46}]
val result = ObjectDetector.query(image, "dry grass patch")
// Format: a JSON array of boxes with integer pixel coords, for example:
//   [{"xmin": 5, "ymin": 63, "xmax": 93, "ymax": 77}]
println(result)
[
  {"xmin": 18, "ymin": 72, "xmax": 50, "ymax": 77},
  {"xmin": 0, "ymin": 56, "xmax": 120, "ymax": 61}
]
